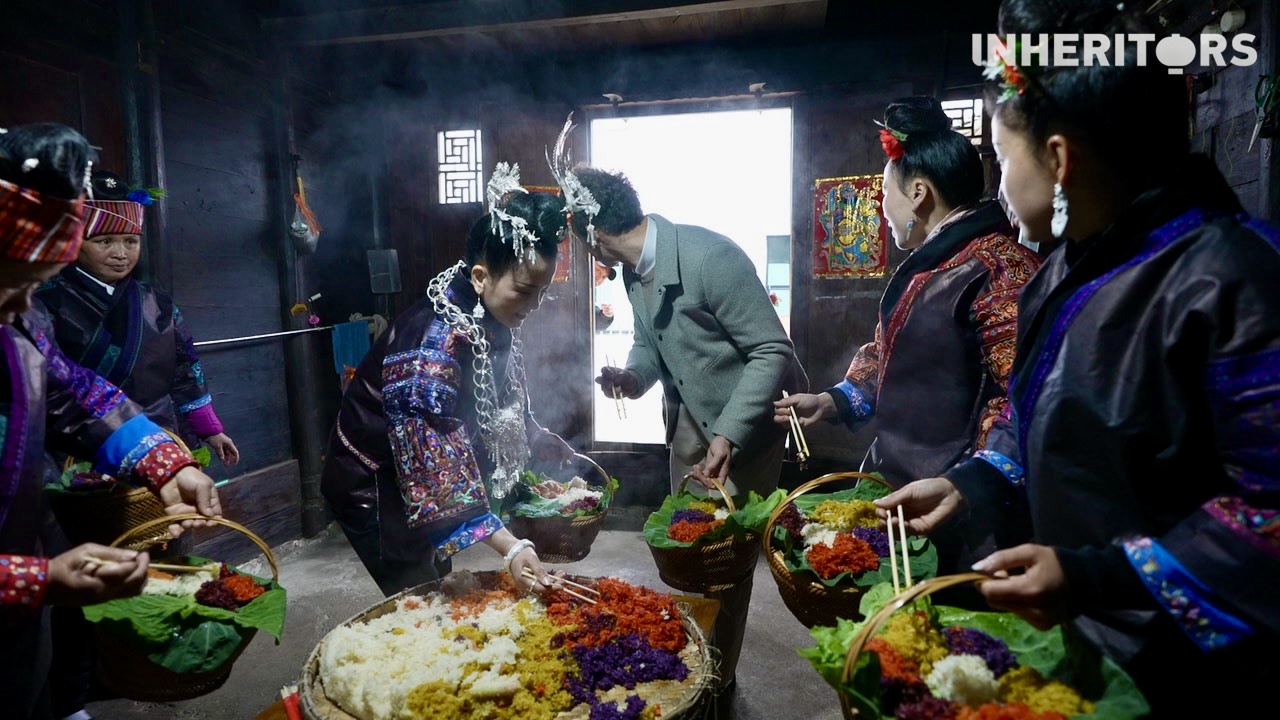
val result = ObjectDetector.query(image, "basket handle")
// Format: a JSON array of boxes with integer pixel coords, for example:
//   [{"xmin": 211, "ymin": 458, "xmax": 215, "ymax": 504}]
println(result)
[
  {"xmin": 762, "ymin": 472, "xmax": 890, "ymax": 554},
  {"xmin": 571, "ymin": 452, "xmax": 611, "ymax": 489},
  {"xmin": 676, "ymin": 473, "xmax": 737, "ymax": 513},
  {"xmin": 837, "ymin": 572, "xmax": 990, "ymax": 713},
  {"xmin": 109, "ymin": 513, "xmax": 280, "ymax": 582}
]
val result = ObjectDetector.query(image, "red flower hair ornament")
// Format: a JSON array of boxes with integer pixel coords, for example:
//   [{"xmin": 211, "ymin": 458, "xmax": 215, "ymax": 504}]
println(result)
[{"xmin": 875, "ymin": 121, "xmax": 908, "ymax": 161}]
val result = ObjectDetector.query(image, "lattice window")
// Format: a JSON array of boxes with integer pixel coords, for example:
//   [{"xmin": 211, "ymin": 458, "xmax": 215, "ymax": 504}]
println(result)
[
  {"xmin": 941, "ymin": 98, "xmax": 984, "ymax": 146},
  {"xmin": 437, "ymin": 129, "xmax": 483, "ymax": 204}
]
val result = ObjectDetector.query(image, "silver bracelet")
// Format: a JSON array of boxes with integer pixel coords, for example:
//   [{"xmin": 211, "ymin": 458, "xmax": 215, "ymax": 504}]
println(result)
[{"xmin": 502, "ymin": 538, "xmax": 536, "ymax": 573}]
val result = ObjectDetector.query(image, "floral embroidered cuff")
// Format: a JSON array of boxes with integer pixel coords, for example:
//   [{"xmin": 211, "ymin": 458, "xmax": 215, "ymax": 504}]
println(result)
[
  {"xmin": 0, "ymin": 555, "xmax": 49, "ymax": 609},
  {"xmin": 133, "ymin": 440, "xmax": 200, "ymax": 490},
  {"xmin": 433, "ymin": 513, "xmax": 504, "ymax": 559},
  {"xmin": 1123, "ymin": 537, "xmax": 1254, "ymax": 651},
  {"xmin": 94, "ymin": 414, "xmax": 170, "ymax": 479},
  {"xmin": 826, "ymin": 380, "xmax": 873, "ymax": 428},
  {"xmin": 974, "ymin": 449, "xmax": 1025, "ymax": 486}
]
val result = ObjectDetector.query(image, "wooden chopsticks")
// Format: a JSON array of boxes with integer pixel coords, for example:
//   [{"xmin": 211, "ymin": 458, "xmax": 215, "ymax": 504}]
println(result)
[
  {"xmin": 781, "ymin": 390, "xmax": 811, "ymax": 463},
  {"xmin": 605, "ymin": 355, "xmax": 627, "ymax": 419},
  {"xmin": 84, "ymin": 556, "xmax": 217, "ymax": 574},
  {"xmin": 522, "ymin": 568, "xmax": 600, "ymax": 604}
]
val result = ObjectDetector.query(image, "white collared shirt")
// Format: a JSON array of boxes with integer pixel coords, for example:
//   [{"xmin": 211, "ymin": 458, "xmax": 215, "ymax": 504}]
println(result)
[
  {"xmin": 76, "ymin": 267, "xmax": 116, "ymax": 296},
  {"xmin": 634, "ymin": 216, "xmax": 658, "ymax": 280}
]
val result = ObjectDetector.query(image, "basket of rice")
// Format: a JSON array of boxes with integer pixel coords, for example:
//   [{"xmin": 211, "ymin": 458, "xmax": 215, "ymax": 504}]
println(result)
[
  {"xmin": 802, "ymin": 574, "xmax": 1151, "ymax": 719},
  {"xmin": 644, "ymin": 474, "xmax": 784, "ymax": 594},
  {"xmin": 82, "ymin": 513, "xmax": 286, "ymax": 701},
  {"xmin": 765, "ymin": 471, "xmax": 937, "ymax": 629},
  {"xmin": 507, "ymin": 453, "xmax": 618, "ymax": 563},
  {"xmin": 300, "ymin": 569, "xmax": 715, "ymax": 720}
]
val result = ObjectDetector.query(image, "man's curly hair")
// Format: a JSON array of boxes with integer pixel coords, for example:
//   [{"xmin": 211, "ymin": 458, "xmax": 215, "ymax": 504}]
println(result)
[{"xmin": 569, "ymin": 166, "xmax": 644, "ymax": 239}]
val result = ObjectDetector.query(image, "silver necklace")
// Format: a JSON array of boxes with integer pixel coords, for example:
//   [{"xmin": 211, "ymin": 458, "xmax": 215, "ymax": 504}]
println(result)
[{"xmin": 425, "ymin": 261, "xmax": 530, "ymax": 499}]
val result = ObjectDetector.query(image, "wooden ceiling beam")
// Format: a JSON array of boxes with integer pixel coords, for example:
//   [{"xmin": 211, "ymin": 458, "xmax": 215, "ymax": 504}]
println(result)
[{"xmin": 263, "ymin": 0, "xmax": 824, "ymax": 47}]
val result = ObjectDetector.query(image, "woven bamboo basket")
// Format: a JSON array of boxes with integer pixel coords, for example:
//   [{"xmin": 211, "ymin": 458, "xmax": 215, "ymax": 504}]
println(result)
[
  {"xmin": 93, "ymin": 513, "xmax": 280, "ymax": 702},
  {"xmin": 838, "ymin": 573, "xmax": 990, "ymax": 718},
  {"xmin": 47, "ymin": 432, "xmax": 200, "ymax": 549},
  {"xmin": 648, "ymin": 475, "xmax": 760, "ymax": 594},
  {"xmin": 507, "ymin": 453, "xmax": 612, "ymax": 563},
  {"xmin": 764, "ymin": 471, "xmax": 891, "ymax": 628},
  {"xmin": 299, "ymin": 570, "xmax": 716, "ymax": 719}
]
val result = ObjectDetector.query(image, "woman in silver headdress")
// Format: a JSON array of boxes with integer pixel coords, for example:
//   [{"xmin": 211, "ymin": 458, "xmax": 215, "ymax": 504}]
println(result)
[{"xmin": 321, "ymin": 167, "xmax": 573, "ymax": 596}]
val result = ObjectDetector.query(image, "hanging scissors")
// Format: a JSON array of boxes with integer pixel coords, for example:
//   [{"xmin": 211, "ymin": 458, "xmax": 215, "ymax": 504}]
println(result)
[{"xmin": 1248, "ymin": 74, "xmax": 1280, "ymax": 152}]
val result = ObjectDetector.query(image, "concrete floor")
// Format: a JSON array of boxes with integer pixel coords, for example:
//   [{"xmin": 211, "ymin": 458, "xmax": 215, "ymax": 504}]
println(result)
[{"xmin": 89, "ymin": 523, "xmax": 847, "ymax": 720}]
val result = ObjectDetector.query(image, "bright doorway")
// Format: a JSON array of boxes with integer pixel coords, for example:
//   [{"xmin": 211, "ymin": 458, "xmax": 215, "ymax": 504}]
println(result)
[{"xmin": 590, "ymin": 107, "xmax": 793, "ymax": 444}]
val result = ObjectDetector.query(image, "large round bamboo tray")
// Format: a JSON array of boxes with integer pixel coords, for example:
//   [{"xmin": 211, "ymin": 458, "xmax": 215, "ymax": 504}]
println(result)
[
  {"xmin": 94, "ymin": 513, "xmax": 280, "ymax": 702},
  {"xmin": 648, "ymin": 475, "xmax": 760, "ymax": 594},
  {"xmin": 764, "ymin": 471, "xmax": 891, "ymax": 628},
  {"xmin": 507, "ymin": 453, "xmax": 612, "ymax": 563},
  {"xmin": 299, "ymin": 570, "xmax": 716, "ymax": 720},
  {"xmin": 839, "ymin": 573, "xmax": 990, "ymax": 718}
]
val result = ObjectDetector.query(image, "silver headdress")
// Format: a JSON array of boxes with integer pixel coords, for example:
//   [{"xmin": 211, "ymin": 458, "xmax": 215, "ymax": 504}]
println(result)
[
  {"xmin": 486, "ymin": 162, "xmax": 539, "ymax": 264},
  {"xmin": 546, "ymin": 113, "xmax": 601, "ymax": 247}
]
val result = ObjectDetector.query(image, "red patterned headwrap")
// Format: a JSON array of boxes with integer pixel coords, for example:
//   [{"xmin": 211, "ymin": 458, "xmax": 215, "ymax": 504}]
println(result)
[
  {"xmin": 83, "ymin": 199, "xmax": 144, "ymax": 238},
  {"xmin": 0, "ymin": 178, "xmax": 86, "ymax": 263}
]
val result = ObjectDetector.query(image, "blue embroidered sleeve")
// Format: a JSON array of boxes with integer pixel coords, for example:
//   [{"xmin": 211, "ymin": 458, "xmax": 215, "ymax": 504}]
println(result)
[
  {"xmin": 1123, "ymin": 537, "xmax": 1254, "ymax": 651},
  {"xmin": 827, "ymin": 380, "xmax": 874, "ymax": 430},
  {"xmin": 973, "ymin": 449, "xmax": 1024, "ymax": 486},
  {"xmin": 431, "ymin": 513, "xmax": 504, "ymax": 559},
  {"xmin": 93, "ymin": 413, "xmax": 172, "ymax": 478},
  {"xmin": 381, "ymin": 319, "xmax": 489, "ymax": 531}
]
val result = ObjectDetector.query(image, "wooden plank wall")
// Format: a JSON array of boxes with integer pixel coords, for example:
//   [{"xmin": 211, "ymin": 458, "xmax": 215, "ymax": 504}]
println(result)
[{"xmin": 1187, "ymin": 1, "xmax": 1273, "ymax": 218}]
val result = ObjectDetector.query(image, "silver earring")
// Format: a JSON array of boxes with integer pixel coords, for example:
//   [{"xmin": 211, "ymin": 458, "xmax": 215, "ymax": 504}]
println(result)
[
  {"xmin": 906, "ymin": 219, "xmax": 915, "ymax": 238},
  {"xmin": 1051, "ymin": 183, "xmax": 1069, "ymax": 238},
  {"xmin": 473, "ymin": 301, "xmax": 485, "ymax": 319}
]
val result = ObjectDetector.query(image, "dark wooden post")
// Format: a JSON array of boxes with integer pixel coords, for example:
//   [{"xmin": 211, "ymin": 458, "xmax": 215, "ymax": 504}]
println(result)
[
  {"xmin": 115, "ymin": 0, "xmax": 171, "ymax": 289},
  {"xmin": 266, "ymin": 47, "xmax": 330, "ymax": 538}
]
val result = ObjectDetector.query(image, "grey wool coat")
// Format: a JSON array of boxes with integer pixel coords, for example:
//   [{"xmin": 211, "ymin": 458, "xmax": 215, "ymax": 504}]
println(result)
[{"xmin": 622, "ymin": 214, "xmax": 807, "ymax": 459}]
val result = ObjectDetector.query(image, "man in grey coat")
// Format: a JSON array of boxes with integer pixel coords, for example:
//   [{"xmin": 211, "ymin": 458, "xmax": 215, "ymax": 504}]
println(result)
[{"xmin": 572, "ymin": 166, "xmax": 807, "ymax": 694}]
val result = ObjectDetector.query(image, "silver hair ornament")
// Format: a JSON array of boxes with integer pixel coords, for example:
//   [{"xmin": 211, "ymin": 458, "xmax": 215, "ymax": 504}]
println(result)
[{"xmin": 426, "ymin": 261, "xmax": 530, "ymax": 499}]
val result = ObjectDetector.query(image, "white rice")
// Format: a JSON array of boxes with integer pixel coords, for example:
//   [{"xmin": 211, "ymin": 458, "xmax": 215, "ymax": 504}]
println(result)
[
  {"xmin": 142, "ymin": 566, "xmax": 218, "ymax": 596},
  {"xmin": 319, "ymin": 593, "xmax": 538, "ymax": 719}
]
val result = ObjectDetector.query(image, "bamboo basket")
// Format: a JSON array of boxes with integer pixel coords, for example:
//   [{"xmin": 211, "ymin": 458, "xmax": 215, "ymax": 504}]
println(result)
[
  {"xmin": 507, "ymin": 453, "xmax": 612, "ymax": 563},
  {"xmin": 763, "ymin": 471, "xmax": 891, "ymax": 628},
  {"xmin": 94, "ymin": 513, "xmax": 280, "ymax": 702},
  {"xmin": 47, "ymin": 432, "xmax": 200, "ymax": 550},
  {"xmin": 648, "ymin": 475, "xmax": 760, "ymax": 594},
  {"xmin": 299, "ymin": 570, "xmax": 716, "ymax": 720},
  {"xmin": 838, "ymin": 573, "xmax": 990, "ymax": 719}
]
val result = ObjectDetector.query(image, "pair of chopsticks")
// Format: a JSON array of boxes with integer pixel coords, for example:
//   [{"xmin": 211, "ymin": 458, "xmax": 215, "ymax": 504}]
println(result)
[
  {"xmin": 884, "ymin": 505, "xmax": 913, "ymax": 594},
  {"xmin": 605, "ymin": 355, "xmax": 627, "ymax": 419},
  {"xmin": 521, "ymin": 568, "xmax": 600, "ymax": 605},
  {"xmin": 781, "ymin": 390, "xmax": 811, "ymax": 463},
  {"xmin": 84, "ymin": 556, "xmax": 216, "ymax": 573},
  {"xmin": 280, "ymin": 683, "xmax": 303, "ymax": 720}
]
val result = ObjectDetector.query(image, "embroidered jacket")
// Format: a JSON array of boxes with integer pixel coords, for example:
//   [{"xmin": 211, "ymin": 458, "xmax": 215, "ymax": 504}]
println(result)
[
  {"xmin": 827, "ymin": 200, "xmax": 1040, "ymax": 487},
  {"xmin": 322, "ymin": 271, "xmax": 526, "ymax": 562},
  {"xmin": 945, "ymin": 155, "xmax": 1280, "ymax": 709},
  {"xmin": 0, "ymin": 314, "xmax": 197, "ymax": 611},
  {"xmin": 35, "ymin": 270, "xmax": 224, "ymax": 444}
]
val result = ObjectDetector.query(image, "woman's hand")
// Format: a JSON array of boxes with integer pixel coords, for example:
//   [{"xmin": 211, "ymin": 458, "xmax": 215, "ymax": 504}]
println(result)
[
  {"xmin": 773, "ymin": 392, "xmax": 833, "ymax": 428},
  {"xmin": 158, "ymin": 466, "xmax": 223, "ymax": 537},
  {"xmin": 205, "ymin": 433, "xmax": 240, "ymax": 467},
  {"xmin": 873, "ymin": 477, "xmax": 965, "ymax": 535},
  {"xmin": 44, "ymin": 544, "xmax": 150, "ymax": 606},
  {"xmin": 508, "ymin": 547, "xmax": 554, "ymax": 595},
  {"xmin": 530, "ymin": 429, "xmax": 575, "ymax": 466},
  {"xmin": 973, "ymin": 544, "xmax": 1071, "ymax": 630}
]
